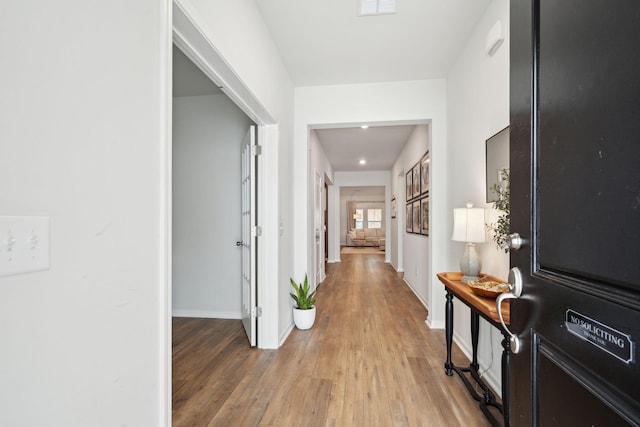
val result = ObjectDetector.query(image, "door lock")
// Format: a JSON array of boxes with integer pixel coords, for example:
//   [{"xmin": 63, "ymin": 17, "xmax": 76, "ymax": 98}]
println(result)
[
  {"xmin": 496, "ymin": 267, "xmax": 524, "ymax": 354},
  {"xmin": 236, "ymin": 241, "xmax": 243, "ymax": 247}
]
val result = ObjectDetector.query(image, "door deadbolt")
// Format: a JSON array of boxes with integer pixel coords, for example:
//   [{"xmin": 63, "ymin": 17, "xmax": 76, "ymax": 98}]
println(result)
[{"xmin": 508, "ymin": 233, "xmax": 527, "ymax": 251}]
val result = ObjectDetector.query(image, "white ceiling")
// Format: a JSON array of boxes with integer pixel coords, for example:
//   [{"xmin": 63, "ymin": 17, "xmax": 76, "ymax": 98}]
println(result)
[
  {"xmin": 254, "ymin": 0, "xmax": 489, "ymax": 176},
  {"xmin": 315, "ymin": 125, "xmax": 417, "ymax": 172},
  {"xmin": 254, "ymin": 0, "xmax": 491, "ymax": 86},
  {"xmin": 341, "ymin": 186, "xmax": 385, "ymax": 198},
  {"xmin": 173, "ymin": 2, "xmax": 490, "ymax": 181}
]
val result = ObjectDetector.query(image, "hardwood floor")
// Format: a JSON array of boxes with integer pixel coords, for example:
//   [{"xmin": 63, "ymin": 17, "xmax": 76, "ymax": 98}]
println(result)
[{"xmin": 173, "ymin": 253, "xmax": 493, "ymax": 426}]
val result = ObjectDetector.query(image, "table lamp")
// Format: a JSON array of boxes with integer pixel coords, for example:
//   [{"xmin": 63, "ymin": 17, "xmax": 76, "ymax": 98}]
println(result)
[{"xmin": 452, "ymin": 202, "xmax": 486, "ymax": 283}]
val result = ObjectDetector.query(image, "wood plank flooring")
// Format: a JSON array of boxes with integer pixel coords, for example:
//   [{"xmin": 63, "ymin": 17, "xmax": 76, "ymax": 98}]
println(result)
[{"xmin": 173, "ymin": 253, "xmax": 493, "ymax": 426}]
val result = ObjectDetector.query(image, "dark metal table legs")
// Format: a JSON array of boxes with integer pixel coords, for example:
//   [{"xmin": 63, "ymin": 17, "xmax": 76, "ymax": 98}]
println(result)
[
  {"xmin": 443, "ymin": 292, "xmax": 509, "ymax": 426},
  {"xmin": 444, "ymin": 291, "xmax": 454, "ymax": 376}
]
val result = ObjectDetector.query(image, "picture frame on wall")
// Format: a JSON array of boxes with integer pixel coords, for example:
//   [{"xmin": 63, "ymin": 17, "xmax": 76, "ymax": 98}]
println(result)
[
  {"xmin": 412, "ymin": 163, "xmax": 421, "ymax": 199},
  {"xmin": 406, "ymin": 203, "xmax": 413, "ymax": 233},
  {"xmin": 391, "ymin": 196, "xmax": 397, "ymax": 218},
  {"xmin": 420, "ymin": 197, "xmax": 429, "ymax": 236},
  {"xmin": 412, "ymin": 200, "xmax": 420, "ymax": 234},
  {"xmin": 406, "ymin": 169, "xmax": 413, "ymax": 201},
  {"xmin": 486, "ymin": 126, "xmax": 509, "ymax": 203},
  {"xmin": 420, "ymin": 152, "xmax": 430, "ymax": 195}
]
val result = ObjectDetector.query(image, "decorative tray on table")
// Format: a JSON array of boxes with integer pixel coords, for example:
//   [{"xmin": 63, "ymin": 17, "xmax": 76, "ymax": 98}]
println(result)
[{"xmin": 467, "ymin": 279, "xmax": 510, "ymax": 299}]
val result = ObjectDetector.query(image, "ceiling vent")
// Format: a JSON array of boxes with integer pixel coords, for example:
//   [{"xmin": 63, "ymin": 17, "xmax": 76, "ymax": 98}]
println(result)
[{"xmin": 358, "ymin": 0, "xmax": 397, "ymax": 16}]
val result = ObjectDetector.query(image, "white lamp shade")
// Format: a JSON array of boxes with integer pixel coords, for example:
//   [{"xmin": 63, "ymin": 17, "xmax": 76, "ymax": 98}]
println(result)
[{"xmin": 452, "ymin": 207, "xmax": 486, "ymax": 243}]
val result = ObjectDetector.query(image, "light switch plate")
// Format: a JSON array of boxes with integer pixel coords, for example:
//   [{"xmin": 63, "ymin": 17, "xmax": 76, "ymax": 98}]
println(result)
[{"xmin": 0, "ymin": 216, "xmax": 50, "ymax": 277}]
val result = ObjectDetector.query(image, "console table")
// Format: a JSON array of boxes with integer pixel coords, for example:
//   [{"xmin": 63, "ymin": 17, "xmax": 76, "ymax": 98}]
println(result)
[{"xmin": 436, "ymin": 272, "xmax": 510, "ymax": 427}]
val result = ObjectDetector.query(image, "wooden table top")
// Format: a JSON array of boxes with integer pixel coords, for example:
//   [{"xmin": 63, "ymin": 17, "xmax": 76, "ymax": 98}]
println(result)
[{"xmin": 437, "ymin": 272, "xmax": 510, "ymax": 325}]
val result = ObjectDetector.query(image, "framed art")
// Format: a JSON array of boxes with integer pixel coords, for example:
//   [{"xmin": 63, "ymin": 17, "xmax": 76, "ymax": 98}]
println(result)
[
  {"xmin": 406, "ymin": 169, "xmax": 413, "ymax": 201},
  {"xmin": 486, "ymin": 126, "xmax": 509, "ymax": 203},
  {"xmin": 391, "ymin": 196, "xmax": 397, "ymax": 218},
  {"xmin": 412, "ymin": 200, "xmax": 420, "ymax": 234},
  {"xmin": 406, "ymin": 203, "xmax": 413, "ymax": 233},
  {"xmin": 412, "ymin": 163, "xmax": 421, "ymax": 199},
  {"xmin": 420, "ymin": 152, "xmax": 430, "ymax": 194},
  {"xmin": 420, "ymin": 197, "xmax": 429, "ymax": 236}
]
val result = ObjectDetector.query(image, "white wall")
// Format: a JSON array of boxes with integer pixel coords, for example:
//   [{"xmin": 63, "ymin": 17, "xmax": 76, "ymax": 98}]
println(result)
[
  {"xmin": 0, "ymin": 1, "xmax": 168, "ymax": 425},
  {"xmin": 0, "ymin": 0, "xmax": 296, "ymax": 424},
  {"xmin": 445, "ymin": 0, "xmax": 510, "ymax": 397},
  {"xmin": 172, "ymin": 94, "xmax": 253, "ymax": 318},
  {"xmin": 294, "ymin": 81, "xmax": 449, "ymax": 331},
  {"xmin": 309, "ymin": 130, "xmax": 334, "ymax": 283},
  {"xmin": 390, "ymin": 125, "xmax": 432, "ymax": 311}
]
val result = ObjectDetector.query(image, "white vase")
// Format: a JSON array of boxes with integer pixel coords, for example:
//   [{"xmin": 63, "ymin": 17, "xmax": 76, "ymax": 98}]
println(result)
[{"xmin": 293, "ymin": 306, "xmax": 316, "ymax": 330}]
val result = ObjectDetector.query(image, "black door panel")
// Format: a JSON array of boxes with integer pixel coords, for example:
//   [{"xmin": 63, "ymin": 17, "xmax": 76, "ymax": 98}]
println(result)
[{"xmin": 510, "ymin": 1, "xmax": 640, "ymax": 425}]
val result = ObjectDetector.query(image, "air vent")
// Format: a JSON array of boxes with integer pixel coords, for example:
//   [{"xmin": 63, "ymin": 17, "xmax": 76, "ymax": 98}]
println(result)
[{"xmin": 358, "ymin": 0, "xmax": 396, "ymax": 16}]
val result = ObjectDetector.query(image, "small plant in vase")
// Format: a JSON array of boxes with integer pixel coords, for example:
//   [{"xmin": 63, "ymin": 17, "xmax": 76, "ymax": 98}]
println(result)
[
  {"xmin": 487, "ymin": 168, "xmax": 510, "ymax": 253},
  {"xmin": 290, "ymin": 274, "xmax": 317, "ymax": 330}
]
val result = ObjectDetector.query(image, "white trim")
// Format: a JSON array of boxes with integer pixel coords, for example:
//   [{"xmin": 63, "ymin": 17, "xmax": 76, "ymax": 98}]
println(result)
[
  {"xmin": 279, "ymin": 322, "xmax": 295, "ymax": 347},
  {"xmin": 390, "ymin": 261, "xmax": 404, "ymax": 273},
  {"xmin": 403, "ymin": 276, "xmax": 428, "ymax": 309},
  {"xmin": 159, "ymin": 1, "xmax": 172, "ymax": 425},
  {"xmin": 172, "ymin": 310, "xmax": 242, "ymax": 319},
  {"xmin": 172, "ymin": 1, "xmax": 275, "ymax": 125},
  {"xmin": 257, "ymin": 125, "xmax": 280, "ymax": 349},
  {"xmin": 426, "ymin": 318, "xmax": 445, "ymax": 329},
  {"xmin": 452, "ymin": 328, "xmax": 501, "ymax": 399}
]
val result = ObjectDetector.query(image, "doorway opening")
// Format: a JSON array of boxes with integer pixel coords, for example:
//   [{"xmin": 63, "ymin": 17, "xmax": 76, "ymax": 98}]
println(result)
[{"xmin": 172, "ymin": 43, "xmax": 257, "ymax": 341}]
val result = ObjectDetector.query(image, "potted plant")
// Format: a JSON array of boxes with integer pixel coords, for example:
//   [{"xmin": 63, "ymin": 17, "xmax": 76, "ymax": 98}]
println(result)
[
  {"xmin": 486, "ymin": 168, "xmax": 510, "ymax": 253},
  {"xmin": 290, "ymin": 274, "xmax": 317, "ymax": 330}
]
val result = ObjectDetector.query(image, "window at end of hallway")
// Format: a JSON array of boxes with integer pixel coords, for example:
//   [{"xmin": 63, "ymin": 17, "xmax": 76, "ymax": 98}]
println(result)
[
  {"xmin": 368, "ymin": 209, "xmax": 382, "ymax": 228},
  {"xmin": 355, "ymin": 209, "xmax": 364, "ymax": 229}
]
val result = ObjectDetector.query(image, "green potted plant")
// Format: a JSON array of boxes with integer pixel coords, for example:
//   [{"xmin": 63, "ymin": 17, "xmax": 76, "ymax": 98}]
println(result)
[
  {"xmin": 486, "ymin": 168, "xmax": 510, "ymax": 253},
  {"xmin": 290, "ymin": 274, "xmax": 317, "ymax": 330}
]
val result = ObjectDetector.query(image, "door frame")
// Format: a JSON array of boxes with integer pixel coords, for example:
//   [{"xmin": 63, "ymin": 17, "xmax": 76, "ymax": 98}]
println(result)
[
  {"xmin": 162, "ymin": 1, "xmax": 282, "ymax": 420},
  {"xmin": 172, "ymin": 0, "xmax": 280, "ymax": 344},
  {"xmin": 314, "ymin": 169, "xmax": 324, "ymax": 286}
]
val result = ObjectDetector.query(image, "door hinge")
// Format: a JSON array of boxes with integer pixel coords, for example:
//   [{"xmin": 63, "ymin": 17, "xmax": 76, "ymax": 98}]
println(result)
[
  {"xmin": 251, "ymin": 226, "xmax": 262, "ymax": 237},
  {"xmin": 251, "ymin": 145, "xmax": 262, "ymax": 156},
  {"xmin": 252, "ymin": 306, "xmax": 263, "ymax": 317}
]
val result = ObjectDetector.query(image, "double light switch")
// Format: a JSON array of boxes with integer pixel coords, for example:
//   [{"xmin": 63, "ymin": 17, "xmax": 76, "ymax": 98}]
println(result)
[{"xmin": 0, "ymin": 216, "xmax": 50, "ymax": 277}]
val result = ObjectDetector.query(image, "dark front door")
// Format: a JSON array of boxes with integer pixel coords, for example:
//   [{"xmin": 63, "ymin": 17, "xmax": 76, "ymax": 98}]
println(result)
[{"xmin": 510, "ymin": 1, "xmax": 640, "ymax": 425}]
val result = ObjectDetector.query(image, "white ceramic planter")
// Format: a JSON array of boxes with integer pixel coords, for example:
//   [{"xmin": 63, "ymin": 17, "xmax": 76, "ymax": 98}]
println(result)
[{"xmin": 293, "ymin": 306, "xmax": 316, "ymax": 330}]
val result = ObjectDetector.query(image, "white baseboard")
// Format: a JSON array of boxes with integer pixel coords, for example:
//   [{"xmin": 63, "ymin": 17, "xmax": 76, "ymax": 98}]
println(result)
[
  {"xmin": 279, "ymin": 322, "xmax": 295, "ymax": 346},
  {"xmin": 452, "ymin": 329, "xmax": 502, "ymax": 399},
  {"xmin": 390, "ymin": 262, "xmax": 404, "ymax": 273},
  {"xmin": 402, "ymin": 277, "xmax": 428, "ymax": 310},
  {"xmin": 426, "ymin": 318, "xmax": 445, "ymax": 329},
  {"xmin": 172, "ymin": 309, "xmax": 241, "ymax": 319}
]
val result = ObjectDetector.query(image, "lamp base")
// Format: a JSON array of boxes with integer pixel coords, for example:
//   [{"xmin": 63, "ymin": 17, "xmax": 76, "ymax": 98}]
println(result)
[{"xmin": 460, "ymin": 242, "xmax": 482, "ymax": 284}]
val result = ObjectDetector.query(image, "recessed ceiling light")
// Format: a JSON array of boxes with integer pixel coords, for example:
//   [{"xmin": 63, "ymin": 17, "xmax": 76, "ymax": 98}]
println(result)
[
  {"xmin": 361, "ymin": 125, "xmax": 369, "ymax": 129},
  {"xmin": 358, "ymin": 0, "xmax": 396, "ymax": 16},
  {"xmin": 359, "ymin": 159, "xmax": 366, "ymax": 165}
]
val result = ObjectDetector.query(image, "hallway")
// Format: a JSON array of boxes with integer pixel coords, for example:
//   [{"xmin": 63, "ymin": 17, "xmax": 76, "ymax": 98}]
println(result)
[{"xmin": 173, "ymin": 253, "xmax": 493, "ymax": 426}]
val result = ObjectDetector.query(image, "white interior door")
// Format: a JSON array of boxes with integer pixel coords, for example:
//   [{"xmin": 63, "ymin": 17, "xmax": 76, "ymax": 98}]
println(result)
[
  {"xmin": 241, "ymin": 125, "xmax": 257, "ymax": 346},
  {"xmin": 314, "ymin": 171, "xmax": 322, "ymax": 286}
]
